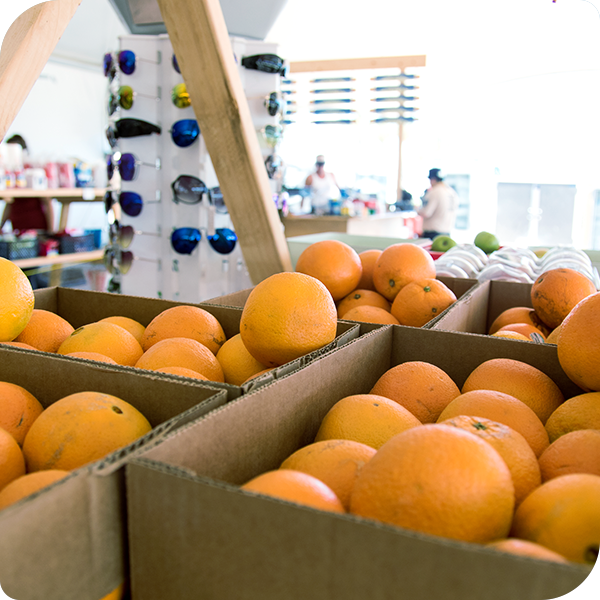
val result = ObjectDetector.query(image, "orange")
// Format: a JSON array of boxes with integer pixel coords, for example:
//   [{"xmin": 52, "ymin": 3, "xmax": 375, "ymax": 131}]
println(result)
[
  {"xmin": 57, "ymin": 322, "xmax": 143, "ymax": 366},
  {"xmin": 488, "ymin": 306, "xmax": 551, "ymax": 337},
  {"xmin": 350, "ymin": 424, "xmax": 515, "ymax": 543},
  {"xmin": 544, "ymin": 392, "xmax": 600, "ymax": 443},
  {"xmin": 511, "ymin": 473, "xmax": 600, "ymax": 564},
  {"xmin": 23, "ymin": 391, "xmax": 152, "ymax": 471},
  {"xmin": 280, "ymin": 439, "xmax": 376, "ymax": 510},
  {"xmin": 356, "ymin": 249, "xmax": 382, "ymax": 291},
  {"xmin": 545, "ymin": 323, "xmax": 562, "ymax": 345},
  {"xmin": 486, "ymin": 538, "xmax": 568, "ymax": 564},
  {"xmin": 13, "ymin": 309, "xmax": 74, "ymax": 352},
  {"xmin": 0, "ymin": 427, "xmax": 26, "ymax": 491},
  {"xmin": 336, "ymin": 288, "xmax": 391, "ymax": 319},
  {"xmin": 63, "ymin": 351, "xmax": 118, "ymax": 364},
  {"xmin": 295, "ymin": 239, "xmax": 363, "ymax": 301},
  {"xmin": 135, "ymin": 337, "xmax": 225, "ymax": 382},
  {"xmin": 437, "ymin": 389, "xmax": 549, "ymax": 457},
  {"xmin": 461, "ymin": 358, "xmax": 564, "ymax": 424},
  {"xmin": 314, "ymin": 394, "xmax": 422, "ymax": 449},
  {"xmin": 440, "ymin": 415, "xmax": 541, "ymax": 506},
  {"xmin": 216, "ymin": 333, "xmax": 268, "ymax": 386},
  {"xmin": 531, "ymin": 267, "xmax": 596, "ymax": 329},
  {"xmin": 390, "ymin": 278, "xmax": 457, "ymax": 327},
  {"xmin": 538, "ymin": 429, "xmax": 600, "ymax": 482},
  {"xmin": 340, "ymin": 305, "xmax": 400, "ymax": 325},
  {"xmin": 496, "ymin": 323, "xmax": 546, "ymax": 342},
  {"xmin": 0, "ymin": 381, "xmax": 44, "ymax": 446},
  {"xmin": 490, "ymin": 331, "xmax": 531, "ymax": 342},
  {"xmin": 0, "ymin": 470, "xmax": 70, "ymax": 510},
  {"xmin": 370, "ymin": 361, "xmax": 461, "ymax": 423},
  {"xmin": 239, "ymin": 272, "xmax": 337, "ymax": 368},
  {"xmin": 557, "ymin": 292, "xmax": 600, "ymax": 391},
  {"xmin": 98, "ymin": 315, "xmax": 146, "ymax": 345},
  {"xmin": 0, "ymin": 341, "xmax": 38, "ymax": 350},
  {"xmin": 240, "ymin": 469, "xmax": 345, "ymax": 513},
  {"xmin": 153, "ymin": 366, "xmax": 209, "ymax": 380},
  {"xmin": 0, "ymin": 257, "xmax": 34, "ymax": 342},
  {"xmin": 372, "ymin": 243, "xmax": 436, "ymax": 302},
  {"xmin": 140, "ymin": 305, "xmax": 226, "ymax": 355},
  {"xmin": 100, "ymin": 583, "xmax": 124, "ymax": 600}
]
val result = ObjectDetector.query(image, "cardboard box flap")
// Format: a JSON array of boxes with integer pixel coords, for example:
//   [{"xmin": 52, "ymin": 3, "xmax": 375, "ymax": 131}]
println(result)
[
  {"xmin": 241, "ymin": 321, "xmax": 360, "ymax": 393},
  {"xmin": 126, "ymin": 461, "xmax": 590, "ymax": 600},
  {"xmin": 0, "ymin": 469, "xmax": 122, "ymax": 600}
]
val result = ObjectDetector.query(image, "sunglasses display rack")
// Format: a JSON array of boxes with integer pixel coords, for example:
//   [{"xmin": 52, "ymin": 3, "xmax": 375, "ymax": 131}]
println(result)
[{"xmin": 105, "ymin": 34, "xmax": 282, "ymax": 303}]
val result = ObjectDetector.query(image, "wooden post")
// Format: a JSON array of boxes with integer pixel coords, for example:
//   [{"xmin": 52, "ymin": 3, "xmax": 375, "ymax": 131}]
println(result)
[
  {"xmin": 156, "ymin": 0, "xmax": 292, "ymax": 284},
  {"xmin": 0, "ymin": 0, "xmax": 82, "ymax": 141}
]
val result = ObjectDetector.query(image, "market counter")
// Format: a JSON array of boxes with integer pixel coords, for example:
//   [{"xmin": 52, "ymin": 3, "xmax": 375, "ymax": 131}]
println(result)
[{"xmin": 281, "ymin": 211, "xmax": 421, "ymax": 239}]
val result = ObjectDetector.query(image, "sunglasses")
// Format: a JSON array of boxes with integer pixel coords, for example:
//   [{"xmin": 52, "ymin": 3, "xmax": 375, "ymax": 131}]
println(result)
[
  {"xmin": 172, "ymin": 53, "xmax": 181, "ymax": 74},
  {"xmin": 311, "ymin": 77, "xmax": 355, "ymax": 83},
  {"xmin": 209, "ymin": 186, "xmax": 228, "ymax": 214},
  {"xmin": 371, "ymin": 106, "xmax": 419, "ymax": 114},
  {"xmin": 311, "ymin": 98, "xmax": 355, "ymax": 105},
  {"xmin": 104, "ymin": 190, "xmax": 160, "ymax": 217},
  {"xmin": 265, "ymin": 154, "xmax": 283, "ymax": 179},
  {"xmin": 259, "ymin": 124, "xmax": 283, "ymax": 148},
  {"xmin": 171, "ymin": 175, "xmax": 208, "ymax": 205},
  {"xmin": 170, "ymin": 227, "xmax": 237, "ymax": 255},
  {"xmin": 371, "ymin": 83, "xmax": 418, "ymax": 92},
  {"xmin": 103, "ymin": 245, "xmax": 159, "ymax": 275},
  {"xmin": 311, "ymin": 108, "xmax": 356, "ymax": 115},
  {"xmin": 108, "ymin": 85, "xmax": 160, "ymax": 115},
  {"xmin": 106, "ymin": 118, "xmax": 162, "ymax": 148},
  {"xmin": 103, "ymin": 50, "xmax": 159, "ymax": 81},
  {"xmin": 372, "ymin": 74, "xmax": 419, "ymax": 81},
  {"xmin": 311, "ymin": 88, "xmax": 355, "ymax": 94},
  {"xmin": 109, "ymin": 223, "xmax": 161, "ymax": 248},
  {"xmin": 372, "ymin": 95, "xmax": 419, "ymax": 103},
  {"xmin": 107, "ymin": 152, "xmax": 161, "ymax": 182},
  {"xmin": 170, "ymin": 119, "xmax": 200, "ymax": 148},
  {"xmin": 264, "ymin": 92, "xmax": 283, "ymax": 117},
  {"xmin": 371, "ymin": 116, "xmax": 417, "ymax": 123},
  {"xmin": 171, "ymin": 83, "xmax": 191, "ymax": 109},
  {"xmin": 241, "ymin": 53, "xmax": 287, "ymax": 76}
]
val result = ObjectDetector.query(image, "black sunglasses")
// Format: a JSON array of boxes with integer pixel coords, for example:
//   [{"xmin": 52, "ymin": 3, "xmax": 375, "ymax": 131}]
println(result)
[
  {"xmin": 241, "ymin": 53, "xmax": 287, "ymax": 76},
  {"xmin": 171, "ymin": 175, "xmax": 209, "ymax": 205},
  {"xmin": 106, "ymin": 118, "xmax": 162, "ymax": 148}
]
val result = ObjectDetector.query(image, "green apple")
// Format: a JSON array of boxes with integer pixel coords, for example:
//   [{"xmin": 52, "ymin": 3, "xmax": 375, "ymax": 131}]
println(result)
[
  {"xmin": 431, "ymin": 235, "xmax": 457, "ymax": 252},
  {"xmin": 474, "ymin": 231, "xmax": 500, "ymax": 254}
]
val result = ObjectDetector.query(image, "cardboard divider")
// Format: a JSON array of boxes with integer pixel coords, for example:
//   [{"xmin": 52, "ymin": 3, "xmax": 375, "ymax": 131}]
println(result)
[
  {"xmin": 0, "ymin": 346, "xmax": 228, "ymax": 600},
  {"xmin": 32, "ymin": 287, "xmax": 360, "ymax": 394},
  {"xmin": 126, "ymin": 325, "xmax": 590, "ymax": 600},
  {"xmin": 428, "ymin": 279, "xmax": 536, "ymax": 335}
]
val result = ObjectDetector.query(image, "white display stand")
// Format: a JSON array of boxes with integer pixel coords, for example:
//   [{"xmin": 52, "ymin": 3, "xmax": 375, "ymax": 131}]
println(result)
[{"xmin": 107, "ymin": 33, "xmax": 284, "ymax": 302}]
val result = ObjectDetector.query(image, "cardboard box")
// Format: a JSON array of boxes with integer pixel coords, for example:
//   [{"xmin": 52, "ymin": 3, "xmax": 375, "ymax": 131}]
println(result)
[
  {"xmin": 126, "ymin": 325, "xmax": 590, "ymax": 600},
  {"xmin": 205, "ymin": 277, "xmax": 478, "ymax": 313},
  {"xmin": 0, "ymin": 345, "xmax": 228, "ymax": 600},
  {"xmin": 427, "ymin": 279, "xmax": 534, "ymax": 334},
  {"xmin": 32, "ymin": 287, "xmax": 360, "ymax": 393},
  {"xmin": 286, "ymin": 232, "xmax": 430, "ymax": 269}
]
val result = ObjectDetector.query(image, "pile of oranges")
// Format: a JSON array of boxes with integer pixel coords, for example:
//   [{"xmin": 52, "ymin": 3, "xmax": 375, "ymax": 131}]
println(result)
[
  {"xmin": 296, "ymin": 240, "xmax": 458, "ymax": 327},
  {"xmin": 241, "ymin": 357, "xmax": 600, "ymax": 566},
  {"xmin": 0, "ymin": 382, "xmax": 152, "ymax": 509}
]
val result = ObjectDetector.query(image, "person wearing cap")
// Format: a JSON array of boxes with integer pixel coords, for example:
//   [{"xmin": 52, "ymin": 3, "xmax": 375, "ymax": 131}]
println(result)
[
  {"xmin": 304, "ymin": 155, "xmax": 340, "ymax": 216},
  {"xmin": 418, "ymin": 168, "xmax": 458, "ymax": 240}
]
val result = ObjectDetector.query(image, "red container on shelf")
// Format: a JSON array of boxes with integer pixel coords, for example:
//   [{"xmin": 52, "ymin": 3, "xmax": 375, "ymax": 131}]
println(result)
[
  {"xmin": 44, "ymin": 162, "xmax": 60, "ymax": 189},
  {"xmin": 57, "ymin": 162, "xmax": 75, "ymax": 188}
]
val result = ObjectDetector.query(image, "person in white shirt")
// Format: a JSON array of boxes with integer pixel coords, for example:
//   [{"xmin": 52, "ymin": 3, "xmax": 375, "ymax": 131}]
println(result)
[
  {"xmin": 418, "ymin": 168, "xmax": 458, "ymax": 240},
  {"xmin": 304, "ymin": 155, "xmax": 340, "ymax": 215}
]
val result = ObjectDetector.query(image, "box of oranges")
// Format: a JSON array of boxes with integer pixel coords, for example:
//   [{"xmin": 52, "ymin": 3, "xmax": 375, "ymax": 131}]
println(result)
[
  {"xmin": 124, "ymin": 324, "xmax": 594, "ymax": 600},
  {"xmin": 31, "ymin": 286, "xmax": 360, "ymax": 392},
  {"xmin": 0, "ymin": 343, "xmax": 228, "ymax": 600}
]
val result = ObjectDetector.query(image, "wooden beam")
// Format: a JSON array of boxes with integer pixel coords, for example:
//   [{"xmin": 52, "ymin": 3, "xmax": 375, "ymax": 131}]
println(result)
[
  {"xmin": 0, "ymin": 0, "xmax": 82, "ymax": 141},
  {"xmin": 290, "ymin": 55, "xmax": 427, "ymax": 73},
  {"xmin": 156, "ymin": 0, "xmax": 292, "ymax": 284}
]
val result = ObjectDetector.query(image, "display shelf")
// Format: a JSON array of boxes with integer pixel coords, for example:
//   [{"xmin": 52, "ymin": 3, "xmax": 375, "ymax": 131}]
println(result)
[{"xmin": 0, "ymin": 188, "xmax": 107, "ymax": 231}]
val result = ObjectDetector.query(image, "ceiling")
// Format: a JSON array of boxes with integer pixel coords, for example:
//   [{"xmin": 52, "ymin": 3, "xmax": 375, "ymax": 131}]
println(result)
[{"xmin": 50, "ymin": 0, "xmax": 290, "ymax": 67}]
